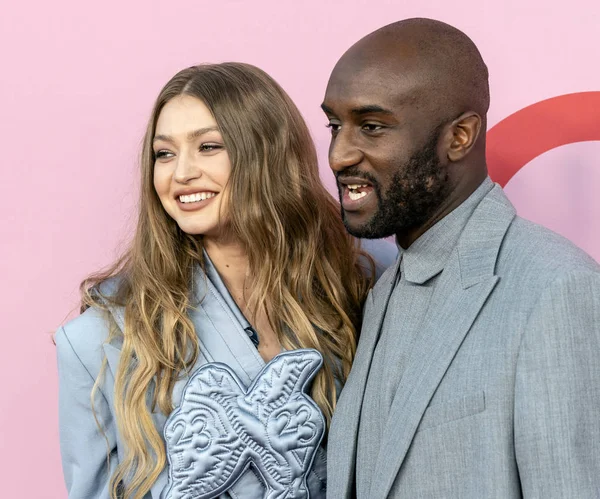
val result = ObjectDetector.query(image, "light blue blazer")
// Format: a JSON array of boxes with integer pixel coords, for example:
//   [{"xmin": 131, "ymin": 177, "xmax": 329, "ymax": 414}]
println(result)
[{"xmin": 56, "ymin": 240, "xmax": 397, "ymax": 499}]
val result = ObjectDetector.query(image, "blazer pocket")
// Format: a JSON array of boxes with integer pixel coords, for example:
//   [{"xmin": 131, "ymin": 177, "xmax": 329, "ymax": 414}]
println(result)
[{"xmin": 417, "ymin": 391, "xmax": 486, "ymax": 432}]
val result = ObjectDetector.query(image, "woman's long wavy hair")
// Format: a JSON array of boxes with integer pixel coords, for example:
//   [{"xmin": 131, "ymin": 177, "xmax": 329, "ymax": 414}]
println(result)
[{"xmin": 81, "ymin": 62, "xmax": 373, "ymax": 499}]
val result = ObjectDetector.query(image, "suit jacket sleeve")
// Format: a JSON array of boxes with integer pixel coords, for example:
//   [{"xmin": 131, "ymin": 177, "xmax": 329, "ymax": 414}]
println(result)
[
  {"xmin": 56, "ymin": 325, "xmax": 118, "ymax": 499},
  {"xmin": 514, "ymin": 270, "xmax": 600, "ymax": 498}
]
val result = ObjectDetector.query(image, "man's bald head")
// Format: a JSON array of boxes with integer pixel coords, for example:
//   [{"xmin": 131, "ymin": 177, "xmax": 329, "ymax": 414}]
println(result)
[
  {"xmin": 335, "ymin": 18, "xmax": 489, "ymax": 124},
  {"xmin": 323, "ymin": 19, "xmax": 490, "ymax": 246}
]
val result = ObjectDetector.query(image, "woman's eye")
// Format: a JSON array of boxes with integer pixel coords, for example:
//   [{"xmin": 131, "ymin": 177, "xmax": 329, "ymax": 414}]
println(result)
[
  {"xmin": 155, "ymin": 150, "xmax": 173, "ymax": 159},
  {"xmin": 200, "ymin": 143, "xmax": 223, "ymax": 152}
]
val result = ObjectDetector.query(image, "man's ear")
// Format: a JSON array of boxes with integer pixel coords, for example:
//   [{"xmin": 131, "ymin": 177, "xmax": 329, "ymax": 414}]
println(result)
[{"xmin": 444, "ymin": 112, "xmax": 482, "ymax": 162}]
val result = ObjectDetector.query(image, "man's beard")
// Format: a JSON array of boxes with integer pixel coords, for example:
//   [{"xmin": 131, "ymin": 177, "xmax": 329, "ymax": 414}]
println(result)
[{"xmin": 340, "ymin": 126, "xmax": 450, "ymax": 239}]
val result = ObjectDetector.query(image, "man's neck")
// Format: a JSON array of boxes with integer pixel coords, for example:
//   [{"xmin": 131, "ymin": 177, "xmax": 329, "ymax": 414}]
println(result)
[{"xmin": 396, "ymin": 170, "xmax": 488, "ymax": 249}]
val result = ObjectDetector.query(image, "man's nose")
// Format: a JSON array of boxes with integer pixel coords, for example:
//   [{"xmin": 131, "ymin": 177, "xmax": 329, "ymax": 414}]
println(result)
[
  {"xmin": 174, "ymin": 153, "xmax": 202, "ymax": 184},
  {"xmin": 328, "ymin": 129, "xmax": 363, "ymax": 173}
]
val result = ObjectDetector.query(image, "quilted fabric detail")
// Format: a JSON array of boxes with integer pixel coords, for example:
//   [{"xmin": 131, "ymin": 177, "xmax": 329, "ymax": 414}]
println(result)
[{"xmin": 164, "ymin": 349, "xmax": 325, "ymax": 499}]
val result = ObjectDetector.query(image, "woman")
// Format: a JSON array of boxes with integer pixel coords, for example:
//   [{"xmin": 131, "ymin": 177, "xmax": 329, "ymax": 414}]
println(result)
[{"xmin": 56, "ymin": 62, "xmax": 395, "ymax": 499}]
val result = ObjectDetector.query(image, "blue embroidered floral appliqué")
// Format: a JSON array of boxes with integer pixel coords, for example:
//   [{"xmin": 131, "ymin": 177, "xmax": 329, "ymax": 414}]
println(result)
[{"xmin": 163, "ymin": 349, "xmax": 325, "ymax": 499}]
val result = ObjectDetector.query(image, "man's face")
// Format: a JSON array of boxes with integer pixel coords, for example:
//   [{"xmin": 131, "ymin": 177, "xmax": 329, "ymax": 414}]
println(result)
[{"xmin": 322, "ymin": 62, "xmax": 450, "ymax": 239}]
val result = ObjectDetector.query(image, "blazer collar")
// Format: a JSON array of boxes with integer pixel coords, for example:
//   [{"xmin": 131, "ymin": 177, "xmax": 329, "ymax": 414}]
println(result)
[
  {"xmin": 456, "ymin": 183, "xmax": 516, "ymax": 288},
  {"xmin": 400, "ymin": 176, "xmax": 494, "ymax": 285},
  {"xmin": 328, "ymin": 183, "xmax": 516, "ymax": 499},
  {"xmin": 101, "ymin": 257, "xmax": 265, "ymax": 387},
  {"xmin": 369, "ymin": 184, "xmax": 516, "ymax": 498}
]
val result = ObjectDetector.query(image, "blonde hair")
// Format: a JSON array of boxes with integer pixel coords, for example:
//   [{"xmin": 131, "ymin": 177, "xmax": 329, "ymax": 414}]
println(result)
[{"xmin": 81, "ymin": 63, "xmax": 373, "ymax": 499}]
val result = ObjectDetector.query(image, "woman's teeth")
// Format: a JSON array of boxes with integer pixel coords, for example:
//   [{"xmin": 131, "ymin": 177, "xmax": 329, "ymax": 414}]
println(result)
[
  {"xmin": 179, "ymin": 192, "xmax": 216, "ymax": 203},
  {"xmin": 347, "ymin": 184, "xmax": 369, "ymax": 201}
]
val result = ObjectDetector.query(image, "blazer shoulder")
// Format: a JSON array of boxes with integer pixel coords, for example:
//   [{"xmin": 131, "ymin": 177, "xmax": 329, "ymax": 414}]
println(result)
[
  {"xmin": 56, "ymin": 306, "xmax": 113, "ymax": 380},
  {"xmin": 500, "ymin": 216, "xmax": 599, "ymax": 277}
]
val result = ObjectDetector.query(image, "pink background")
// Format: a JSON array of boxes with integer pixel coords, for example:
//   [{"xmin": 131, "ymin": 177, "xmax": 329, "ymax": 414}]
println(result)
[{"xmin": 1, "ymin": 1, "xmax": 598, "ymax": 497}]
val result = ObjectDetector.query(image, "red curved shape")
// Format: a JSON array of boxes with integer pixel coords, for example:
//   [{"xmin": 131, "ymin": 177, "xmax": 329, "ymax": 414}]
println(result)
[{"xmin": 486, "ymin": 91, "xmax": 600, "ymax": 187}]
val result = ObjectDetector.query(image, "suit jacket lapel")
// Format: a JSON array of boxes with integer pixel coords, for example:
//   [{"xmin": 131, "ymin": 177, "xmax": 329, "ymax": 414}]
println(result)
[
  {"xmin": 100, "ymin": 262, "xmax": 265, "ymax": 399},
  {"xmin": 370, "ymin": 270, "xmax": 498, "ymax": 498},
  {"xmin": 328, "ymin": 257, "xmax": 401, "ymax": 499},
  {"xmin": 103, "ymin": 342, "xmax": 121, "ymax": 380},
  {"xmin": 370, "ymin": 186, "xmax": 516, "ymax": 499},
  {"xmin": 191, "ymin": 255, "xmax": 265, "ymax": 385}
]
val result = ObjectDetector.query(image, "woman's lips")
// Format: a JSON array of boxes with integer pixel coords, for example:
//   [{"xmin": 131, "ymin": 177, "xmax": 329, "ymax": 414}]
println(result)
[{"xmin": 176, "ymin": 192, "xmax": 218, "ymax": 212}]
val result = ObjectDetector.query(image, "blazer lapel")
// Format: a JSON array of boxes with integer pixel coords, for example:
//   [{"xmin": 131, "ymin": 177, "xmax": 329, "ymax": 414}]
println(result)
[
  {"xmin": 190, "ymin": 255, "xmax": 265, "ymax": 385},
  {"xmin": 370, "ymin": 186, "xmax": 516, "ymax": 499},
  {"xmin": 328, "ymin": 258, "xmax": 401, "ymax": 499},
  {"xmin": 103, "ymin": 342, "xmax": 122, "ymax": 380},
  {"xmin": 102, "ymin": 302, "xmax": 125, "ymax": 382},
  {"xmin": 97, "ymin": 279, "xmax": 126, "ymax": 382}
]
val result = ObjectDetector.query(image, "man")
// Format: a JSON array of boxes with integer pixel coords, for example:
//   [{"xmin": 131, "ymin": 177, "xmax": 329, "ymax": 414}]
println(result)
[{"xmin": 322, "ymin": 18, "xmax": 600, "ymax": 498}]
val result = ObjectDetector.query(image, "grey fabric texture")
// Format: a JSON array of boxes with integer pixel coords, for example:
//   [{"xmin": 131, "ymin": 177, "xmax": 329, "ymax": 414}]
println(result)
[
  {"xmin": 56, "ymin": 241, "xmax": 397, "ymax": 499},
  {"xmin": 327, "ymin": 180, "xmax": 600, "ymax": 499},
  {"xmin": 356, "ymin": 178, "xmax": 493, "ymax": 497}
]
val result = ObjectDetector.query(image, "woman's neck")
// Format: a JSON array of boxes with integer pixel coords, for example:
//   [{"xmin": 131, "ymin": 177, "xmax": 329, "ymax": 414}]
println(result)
[
  {"xmin": 203, "ymin": 237, "xmax": 250, "ymax": 299},
  {"xmin": 204, "ymin": 235, "xmax": 282, "ymax": 362}
]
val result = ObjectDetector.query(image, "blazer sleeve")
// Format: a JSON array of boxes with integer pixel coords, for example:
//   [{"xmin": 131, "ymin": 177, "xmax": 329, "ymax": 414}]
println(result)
[
  {"xmin": 56, "ymin": 324, "xmax": 118, "ymax": 499},
  {"xmin": 514, "ymin": 270, "xmax": 600, "ymax": 498}
]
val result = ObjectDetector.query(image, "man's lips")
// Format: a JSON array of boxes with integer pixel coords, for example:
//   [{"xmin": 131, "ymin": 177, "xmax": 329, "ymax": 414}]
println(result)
[
  {"xmin": 337, "ymin": 175, "xmax": 373, "ymax": 188},
  {"xmin": 338, "ymin": 177, "xmax": 376, "ymax": 212}
]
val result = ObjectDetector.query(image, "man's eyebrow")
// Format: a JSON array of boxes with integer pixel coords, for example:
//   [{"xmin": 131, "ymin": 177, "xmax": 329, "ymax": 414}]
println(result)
[
  {"xmin": 153, "ymin": 127, "xmax": 219, "ymax": 143},
  {"xmin": 351, "ymin": 105, "xmax": 394, "ymax": 116},
  {"xmin": 320, "ymin": 104, "xmax": 395, "ymax": 116}
]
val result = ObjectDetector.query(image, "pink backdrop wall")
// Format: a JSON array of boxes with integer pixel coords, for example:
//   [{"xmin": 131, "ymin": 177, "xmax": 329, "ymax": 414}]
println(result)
[{"xmin": 1, "ymin": 1, "xmax": 598, "ymax": 496}]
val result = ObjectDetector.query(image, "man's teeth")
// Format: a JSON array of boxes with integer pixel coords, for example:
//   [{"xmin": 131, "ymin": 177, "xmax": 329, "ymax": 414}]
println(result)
[
  {"xmin": 179, "ymin": 192, "xmax": 216, "ymax": 203},
  {"xmin": 348, "ymin": 190, "xmax": 368, "ymax": 201},
  {"xmin": 347, "ymin": 183, "xmax": 369, "ymax": 201}
]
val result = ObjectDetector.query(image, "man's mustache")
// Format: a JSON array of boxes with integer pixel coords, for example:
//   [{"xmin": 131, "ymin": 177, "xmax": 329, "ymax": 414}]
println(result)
[{"xmin": 335, "ymin": 167, "xmax": 379, "ymax": 187}]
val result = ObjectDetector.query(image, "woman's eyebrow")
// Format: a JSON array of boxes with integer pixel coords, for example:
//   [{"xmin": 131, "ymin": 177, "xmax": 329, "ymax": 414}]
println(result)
[{"xmin": 153, "ymin": 126, "xmax": 220, "ymax": 143}]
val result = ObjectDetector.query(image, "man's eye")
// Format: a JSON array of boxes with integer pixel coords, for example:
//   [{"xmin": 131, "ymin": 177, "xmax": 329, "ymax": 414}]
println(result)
[
  {"xmin": 326, "ymin": 122, "xmax": 341, "ymax": 133},
  {"xmin": 155, "ymin": 150, "xmax": 173, "ymax": 159},
  {"xmin": 200, "ymin": 143, "xmax": 223, "ymax": 152},
  {"xmin": 362, "ymin": 123, "xmax": 383, "ymax": 132}
]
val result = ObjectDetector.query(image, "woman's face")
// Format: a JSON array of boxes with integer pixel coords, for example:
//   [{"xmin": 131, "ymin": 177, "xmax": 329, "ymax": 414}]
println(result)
[{"xmin": 153, "ymin": 95, "xmax": 232, "ymax": 238}]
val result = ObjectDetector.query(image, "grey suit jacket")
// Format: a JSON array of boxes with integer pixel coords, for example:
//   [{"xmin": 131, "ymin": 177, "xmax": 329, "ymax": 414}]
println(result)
[
  {"xmin": 57, "ymin": 241, "xmax": 397, "ymax": 499},
  {"xmin": 327, "ymin": 185, "xmax": 600, "ymax": 499}
]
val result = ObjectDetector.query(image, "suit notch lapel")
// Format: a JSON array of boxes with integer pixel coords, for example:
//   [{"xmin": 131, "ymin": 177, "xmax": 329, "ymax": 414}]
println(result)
[
  {"xmin": 328, "ymin": 259, "xmax": 400, "ymax": 498},
  {"xmin": 103, "ymin": 342, "xmax": 122, "ymax": 379},
  {"xmin": 371, "ymin": 270, "xmax": 499, "ymax": 498},
  {"xmin": 370, "ymin": 185, "xmax": 516, "ymax": 498}
]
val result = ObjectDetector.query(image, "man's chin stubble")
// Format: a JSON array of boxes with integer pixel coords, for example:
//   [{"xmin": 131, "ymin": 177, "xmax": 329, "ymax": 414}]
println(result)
[{"xmin": 341, "ymin": 212, "xmax": 396, "ymax": 239}]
